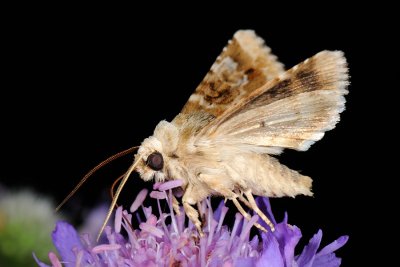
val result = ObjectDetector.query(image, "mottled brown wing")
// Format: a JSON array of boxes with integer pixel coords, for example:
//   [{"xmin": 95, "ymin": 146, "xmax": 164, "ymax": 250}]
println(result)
[
  {"xmin": 197, "ymin": 51, "xmax": 349, "ymax": 154},
  {"xmin": 179, "ymin": 30, "xmax": 285, "ymax": 118}
]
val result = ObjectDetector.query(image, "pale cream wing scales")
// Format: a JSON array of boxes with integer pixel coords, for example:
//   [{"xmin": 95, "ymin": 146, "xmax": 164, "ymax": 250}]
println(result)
[
  {"xmin": 178, "ymin": 30, "xmax": 285, "ymax": 119},
  {"xmin": 201, "ymin": 51, "xmax": 349, "ymax": 153}
]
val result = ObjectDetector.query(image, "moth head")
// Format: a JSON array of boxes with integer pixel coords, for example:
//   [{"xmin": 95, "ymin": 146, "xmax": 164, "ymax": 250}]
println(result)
[
  {"xmin": 96, "ymin": 121, "xmax": 178, "ymax": 241},
  {"xmin": 134, "ymin": 137, "xmax": 166, "ymax": 182},
  {"xmin": 135, "ymin": 120, "xmax": 179, "ymax": 182}
]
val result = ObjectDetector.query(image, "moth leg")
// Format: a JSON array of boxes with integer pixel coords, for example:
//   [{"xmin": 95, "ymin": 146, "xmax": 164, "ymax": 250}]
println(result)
[
  {"xmin": 197, "ymin": 201, "xmax": 206, "ymax": 226},
  {"xmin": 235, "ymin": 190, "xmax": 251, "ymax": 208},
  {"xmin": 197, "ymin": 173, "xmax": 267, "ymax": 232},
  {"xmin": 183, "ymin": 203, "xmax": 203, "ymax": 236},
  {"xmin": 172, "ymin": 195, "xmax": 181, "ymax": 216},
  {"xmin": 243, "ymin": 190, "xmax": 275, "ymax": 231},
  {"xmin": 231, "ymin": 198, "xmax": 268, "ymax": 232},
  {"xmin": 236, "ymin": 191, "xmax": 275, "ymax": 231},
  {"xmin": 182, "ymin": 185, "xmax": 204, "ymax": 236}
]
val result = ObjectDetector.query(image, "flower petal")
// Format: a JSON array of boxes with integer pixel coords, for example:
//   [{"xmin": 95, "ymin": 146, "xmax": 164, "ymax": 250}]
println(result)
[
  {"xmin": 312, "ymin": 235, "xmax": 349, "ymax": 267},
  {"xmin": 257, "ymin": 233, "xmax": 284, "ymax": 267},
  {"xmin": 272, "ymin": 222, "xmax": 302, "ymax": 266},
  {"xmin": 51, "ymin": 221, "xmax": 84, "ymax": 267},
  {"xmin": 317, "ymin": 235, "xmax": 349, "ymax": 256},
  {"xmin": 214, "ymin": 201, "xmax": 229, "ymax": 233},
  {"xmin": 296, "ymin": 229, "xmax": 323, "ymax": 267},
  {"xmin": 312, "ymin": 254, "xmax": 342, "ymax": 267},
  {"xmin": 213, "ymin": 200, "xmax": 226, "ymax": 221}
]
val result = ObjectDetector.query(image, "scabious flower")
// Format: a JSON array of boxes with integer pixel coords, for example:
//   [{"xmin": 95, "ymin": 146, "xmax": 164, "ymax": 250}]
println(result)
[{"xmin": 35, "ymin": 180, "xmax": 348, "ymax": 266}]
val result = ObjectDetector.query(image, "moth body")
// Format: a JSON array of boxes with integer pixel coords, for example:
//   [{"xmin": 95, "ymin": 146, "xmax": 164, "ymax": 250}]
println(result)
[{"xmin": 136, "ymin": 119, "xmax": 313, "ymax": 200}]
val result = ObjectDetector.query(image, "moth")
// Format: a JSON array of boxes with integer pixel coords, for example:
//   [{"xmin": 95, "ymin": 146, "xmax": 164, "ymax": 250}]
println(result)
[{"xmin": 59, "ymin": 30, "xmax": 349, "ymax": 239}]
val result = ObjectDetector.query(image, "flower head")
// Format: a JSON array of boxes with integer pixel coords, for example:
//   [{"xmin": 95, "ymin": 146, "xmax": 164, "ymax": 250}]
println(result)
[{"xmin": 36, "ymin": 180, "xmax": 348, "ymax": 266}]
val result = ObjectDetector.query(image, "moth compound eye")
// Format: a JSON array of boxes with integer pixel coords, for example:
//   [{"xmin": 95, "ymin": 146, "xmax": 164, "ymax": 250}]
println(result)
[{"xmin": 146, "ymin": 152, "xmax": 164, "ymax": 171}]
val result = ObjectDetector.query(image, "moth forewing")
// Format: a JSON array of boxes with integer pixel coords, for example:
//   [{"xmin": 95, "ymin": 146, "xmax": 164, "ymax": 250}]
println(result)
[{"xmin": 180, "ymin": 30, "xmax": 285, "ymax": 118}]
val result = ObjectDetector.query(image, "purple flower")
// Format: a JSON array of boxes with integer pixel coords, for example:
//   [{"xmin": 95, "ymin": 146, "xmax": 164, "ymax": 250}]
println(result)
[
  {"xmin": 256, "ymin": 197, "xmax": 348, "ymax": 266},
  {"xmin": 35, "ymin": 181, "xmax": 348, "ymax": 266}
]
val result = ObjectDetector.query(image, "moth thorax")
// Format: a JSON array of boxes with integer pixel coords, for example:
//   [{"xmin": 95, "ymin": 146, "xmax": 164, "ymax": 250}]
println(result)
[{"xmin": 153, "ymin": 120, "xmax": 179, "ymax": 154}]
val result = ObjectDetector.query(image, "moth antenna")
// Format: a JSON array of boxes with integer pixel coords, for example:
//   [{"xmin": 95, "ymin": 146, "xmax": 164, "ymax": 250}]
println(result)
[
  {"xmin": 55, "ymin": 146, "xmax": 138, "ymax": 212},
  {"xmin": 97, "ymin": 157, "xmax": 141, "ymax": 241},
  {"xmin": 110, "ymin": 174, "xmax": 125, "ymax": 200}
]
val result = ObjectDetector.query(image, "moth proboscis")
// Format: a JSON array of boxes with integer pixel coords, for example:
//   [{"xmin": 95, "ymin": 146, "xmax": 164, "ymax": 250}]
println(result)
[{"xmin": 58, "ymin": 30, "xmax": 349, "ymax": 241}]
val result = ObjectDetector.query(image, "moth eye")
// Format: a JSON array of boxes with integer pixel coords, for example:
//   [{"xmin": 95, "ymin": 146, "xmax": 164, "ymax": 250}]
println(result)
[{"xmin": 146, "ymin": 152, "xmax": 164, "ymax": 171}]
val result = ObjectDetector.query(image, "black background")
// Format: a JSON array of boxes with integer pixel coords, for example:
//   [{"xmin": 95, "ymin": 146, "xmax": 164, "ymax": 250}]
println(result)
[{"xmin": 1, "ymin": 5, "xmax": 390, "ymax": 266}]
